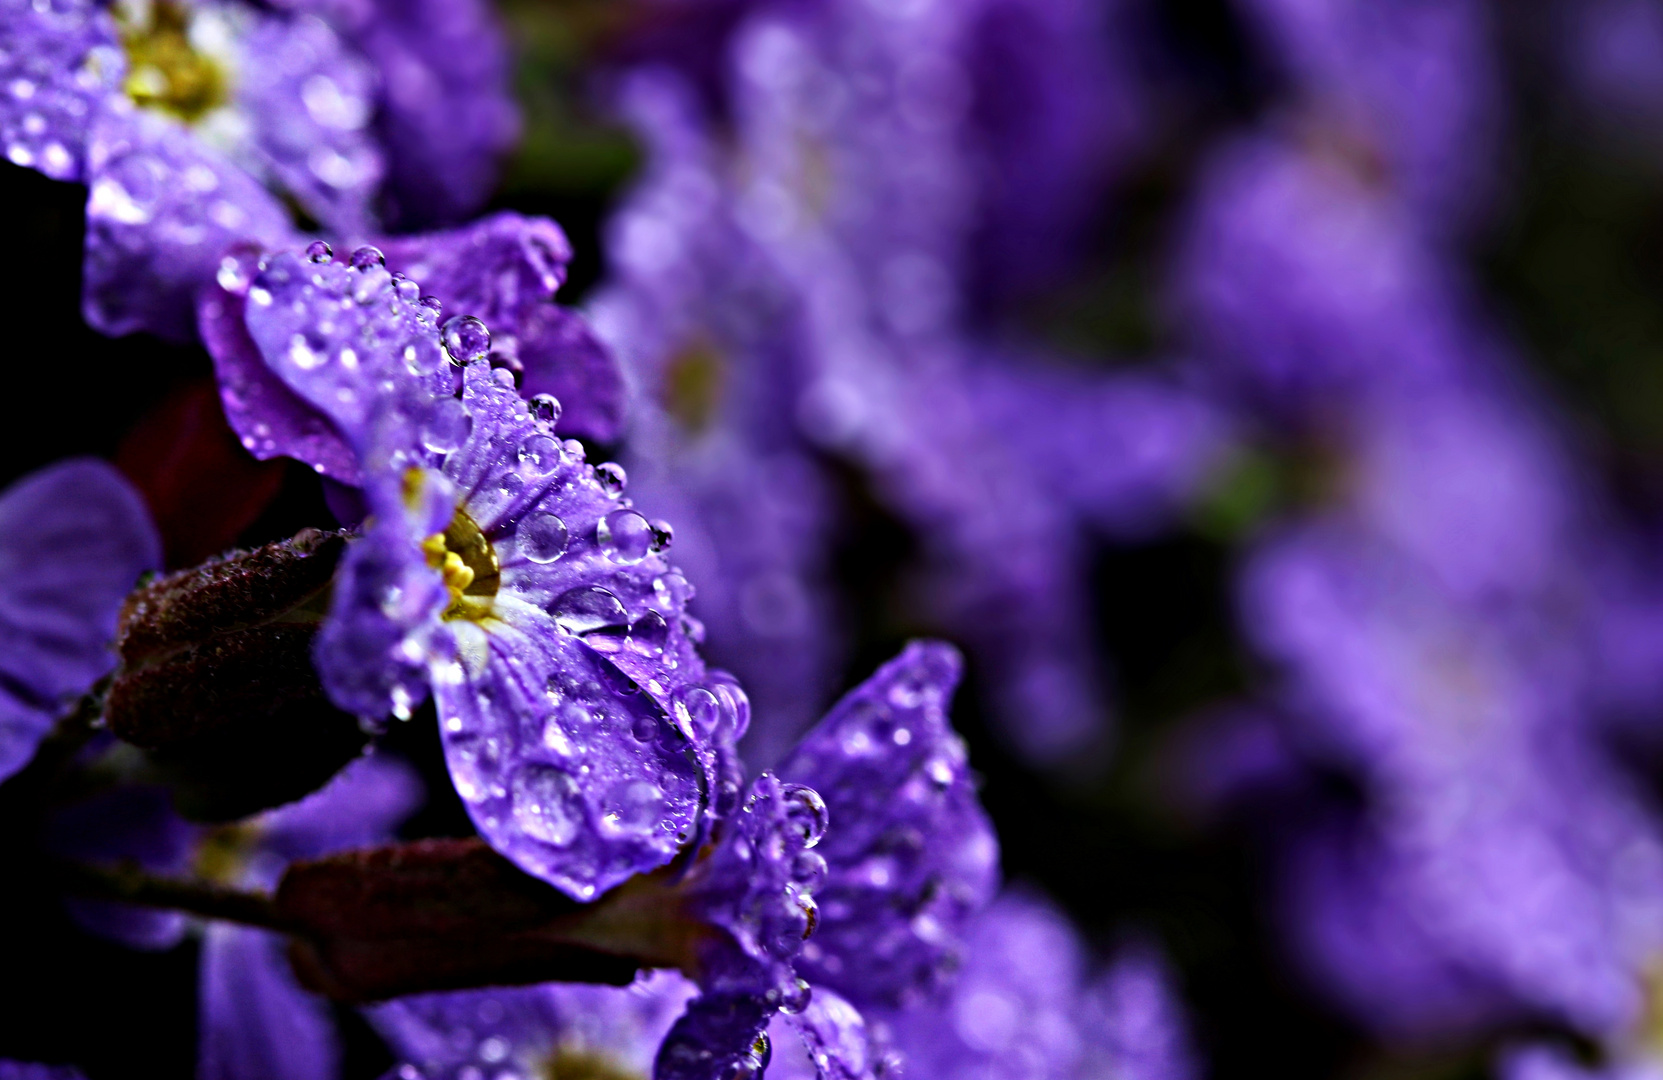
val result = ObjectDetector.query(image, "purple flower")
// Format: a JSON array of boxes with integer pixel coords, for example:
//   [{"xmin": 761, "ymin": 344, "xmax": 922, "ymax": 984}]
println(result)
[
  {"xmin": 1171, "ymin": 134, "xmax": 1468, "ymax": 414},
  {"xmin": 212, "ymin": 242, "xmax": 712, "ymax": 900},
  {"xmin": 593, "ymin": 75, "xmax": 843, "ymax": 766},
  {"xmin": 853, "ymin": 891, "xmax": 1197, "ymax": 1080},
  {"xmin": 1230, "ymin": 0, "xmax": 1504, "ymax": 232},
  {"xmin": 1237, "ymin": 522, "xmax": 1663, "ymax": 1040},
  {"xmin": 0, "ymin": 458, "xmax": 160, "ymax": 783},
  {"xmin": 4, "ymin": 0, "xmax": 516, "ymax": 341}
]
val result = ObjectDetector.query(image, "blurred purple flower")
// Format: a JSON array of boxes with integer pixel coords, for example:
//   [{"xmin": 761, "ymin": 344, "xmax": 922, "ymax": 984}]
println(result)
[
  {"xmin": 0, "ymin": 458, "xmax": 160, "ymax": 783},
  {"xmin": 594, "ymin": 74, "xmax": 842, "ymax": 766},
  {"xmin": 2, "ymin": 0, "xmax": 516, "ymax": 341},
  {"xmin": 1230, "ymin": 0, "xmax": 1504, "ymax": 232}
]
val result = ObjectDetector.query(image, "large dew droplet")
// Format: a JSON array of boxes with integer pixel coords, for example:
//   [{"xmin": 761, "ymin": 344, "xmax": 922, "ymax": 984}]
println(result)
[
  {"xmin": 550, "ymin": 585, "xmax": 627, "ymax": 634},
  {"xmin": 305, "ymin": 239, "xmax": 333, "ymax": 263},
  {"xmin": 530, "ymin": 393, "xmax": 562, "ymax": 426},
  {"xmin": 441, "ymin": 315, "xmax": 491, "ymax": 365},
  {"xmin": 517, "ymin": 512, "xmax": 568, "ymax": 563},
  {"xmin": 510, "ymin": 765, "xmax": 584, "ymax": 847},
  {"xmin": 518, "ymin": 434, "xmax": 561, "ymax": 475},
  {"xmin": 600, "ymin": 779, "xmax": 664, "ymax": 837},
  {"xmin": 597, "ymin": 509, "xmax": 653, "ymax": 564},
  {"xmin": 673, "ymin": 686, "xmax": 721, "ymax": 737},
  {"xmin": 594, "ymin": 462, "xmax": 627, "ymax": 496}
]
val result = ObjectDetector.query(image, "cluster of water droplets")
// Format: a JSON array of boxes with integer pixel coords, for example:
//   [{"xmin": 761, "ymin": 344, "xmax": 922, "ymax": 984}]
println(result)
[{"xmin": 1, "ymin": 0, "xmax": 119, "ymax": 179}]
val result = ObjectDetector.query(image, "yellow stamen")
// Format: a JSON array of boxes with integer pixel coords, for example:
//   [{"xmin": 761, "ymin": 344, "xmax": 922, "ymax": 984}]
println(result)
[
  {"xmin": 421, "ymin": 510, "xmax": 500, "ymax": 622},
  {"xmin": 116, "ymin": 0, "xmax": 230, "ymax": 124}
]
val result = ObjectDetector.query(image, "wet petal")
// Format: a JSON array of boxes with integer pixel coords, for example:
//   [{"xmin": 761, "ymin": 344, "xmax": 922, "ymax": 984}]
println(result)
[
  {"xmin": 778, "ymin": 641, "xmax": 999, "ymax": 1010},
  {"xmin": 0, "ymin": 0, "xmax": 121, "ymax": 181}
]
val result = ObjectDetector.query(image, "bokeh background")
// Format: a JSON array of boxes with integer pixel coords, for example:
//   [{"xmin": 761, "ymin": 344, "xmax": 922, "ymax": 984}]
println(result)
[{"xmin": 11, "ymin": 2, "xmax": 1663, "ymax": 1078}]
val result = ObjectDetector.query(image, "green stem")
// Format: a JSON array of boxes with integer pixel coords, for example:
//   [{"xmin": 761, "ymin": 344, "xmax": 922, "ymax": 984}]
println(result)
[{"xmin": 50, "ymin": 859, "xmax": 293, "ymax": 933}]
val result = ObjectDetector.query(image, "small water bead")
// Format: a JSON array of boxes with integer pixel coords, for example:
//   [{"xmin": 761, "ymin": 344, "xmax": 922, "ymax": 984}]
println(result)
[
  {"xmin": 349, "ymin": 245, "xmax": 385, "ymax": 269},
  {"xmin": 509, "ymin": 765, "xmax": 584, "ymax": 847},
  {"xmin": 648, "ymin": 519, "xmax": 673, "ymax": 553},
  {"xmin": 420, "ymin": 397, "xmax": 472, "ymax": 453},
  {"xmin": 597, "ymin": 508, "xmax": 652, "ymax": 563},
  {"xmin": 419, "ymin": 295, "xmax": 443, "ymax": 318},
  {"xmin": 791, "ymin": 849, "xmax": 827, "ymax": 891},
  {"xmin": 673, "ymin": 686, "xmax": 721, "ymax": 736},
  {"xmin": 594, "ymin": 461, "xmax": 627, "ymax": 497},
  {"xmin": 627, "ymin": 609, "xmax": 669, "ymax": 657},
  {"xmin": 781, "ymin": 784, "xmax": 828, "ymax": 847},
  {"xmin": 517, "ymin": 512, "xmax": 568, "ymax": 563},
  {"xmin": 442, "ymin": 314, "xmax": 491, "ymax": 365},
  {"xmin": 518, "ymin": 434, "xmax": 561, "ymax": 475},
  {"xmin": 305, "ymin": 239, "xmax": 333, "ymax": 263},
  {"xmin": 549, "ymin": 585, "xmax": 628, "ymax": 634},
  {"xmin": 394, "ymin": 275, "xmax": 421, "ymax": 303},
  {"xmin": 351, "ymin": 264, "xmax": 392, "ymax": 304},
  {"xmin": 776, "ymin": 977, "xmax": 813, "ymax": 1015},
  {"xmin": 530, "ymin": 393, "xmax": 561, "ymax": 426},
  {"xmin": 216, "ymin": 246, "xmax": 260, "ymax": 295}
]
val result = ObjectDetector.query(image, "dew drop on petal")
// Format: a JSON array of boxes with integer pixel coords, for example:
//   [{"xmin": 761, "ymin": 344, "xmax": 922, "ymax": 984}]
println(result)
[
  {"xmin": 517, "ymin": 512, "xmax": 568, "ymax": 563},
  {"xmin": 518, "ymin": 434, "xmax": 560, "ymax": 475},
  {"xmin": 442, "ymin": 315, "xmax": 491, "ymax": 365},
  {"xmin": 594, "ymin": 462, "xmax": 627, "ymax": 496},
  {"xmin": 305, "ymin": 239, "xmax": 333, "ymax": 263},
  {"xmin": 673, "ymin": 686, "xmax": 720, "ymax": 736},
  {"xmin": 530, "ymin": 393, "xmax": 562, "ymax": 426},
  {"xmin": 349, "ymin": 245, "xmax": 385, "ymax": 269},
  {"xmin": 597, "ymin": 508, "xmax": 652, "ymax": 563},
  {"xmin": 549, "ymin": 585, "xmax": 627, "ymax": 634},
  {"xmin": 510, "ymin": 765, "xmax": 584, "ymax": 847},
  {"xmin": 627, "ymin": 609, "xmax": 669, "ymax": 657},
  {"xmin": 781, "ymin": 784, "xmax": 828, "ymax": 847},
  {"xmin": 648, "ymin": 519, "xmax": 673, "ymax": 553},
  {"xmin": 601, "ymin": 779, "xmax": 664, "ymax": 837}
]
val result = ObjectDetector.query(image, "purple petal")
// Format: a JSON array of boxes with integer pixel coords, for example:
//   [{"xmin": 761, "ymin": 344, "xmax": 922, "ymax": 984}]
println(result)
[
  {"xmin": 0, "ymin": 459, "xmax": 160, "ymax": 781},
  {"xmin": 653, "ymin": 992, "xmax": 773, "ymax": 1080},
  {"xmin": 254, "ymin": 752, "xmax": 424, "ymax": 870},
  {"xmin": 369, "ymin": 972, "xmax": 696, "ymax": 1080},
  {"xmin": 778, "ymin": 641, "xmax": 1000, "ymax": 1010},
  {"xmin": 0, "ymin": 0, "xmax": 120, "ymax": 181},
  {"xmin": 1081, "ymin": 944, "xmax": 1200, "ymax": 1080},
  {"xmin": 377, "ymin": 213, "xmax": 626, "ymax": 441},
  {"xmin": 44, "ymin": 782, "xmax": 195, "ymax": 950},
  {"xmin": 0, "ymin": 1064, "xmax": 87, "ymax": 1080},
  {"xmin": 777, "ymin": 989, "xmax": 883, "ymax": 1080},
  {"xmin": 83, "ymin": 106, "xmax": 298, "ymax": 342},
  {"xmin": 237, "ymin": 11, "xmax": 383, "ymax": 235},
  {"xmin": 326, "ymin": 0, "xmax": 518, "ymax": 227},
  {"xmin": 200, "ymin": 265, "xmax": 362, "ymax": 483},
  {"xmin": 198, "ymin": 924, "xmax": 339, "ymax": 1080}
]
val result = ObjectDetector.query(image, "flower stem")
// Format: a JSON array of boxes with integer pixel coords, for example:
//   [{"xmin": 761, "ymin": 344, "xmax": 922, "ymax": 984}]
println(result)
[{"xmin": 49, "ymin": 858, "xmax": 293, "ymax": 933}]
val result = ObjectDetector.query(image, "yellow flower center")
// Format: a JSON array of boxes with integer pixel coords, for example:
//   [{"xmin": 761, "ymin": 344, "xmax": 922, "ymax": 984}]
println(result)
[
  {"xmin": 422, "ymin": 510, "xmax": 500, "ymax": 622},
  {"xmin": 661, "ymin": 340, "xmax": 726, "ymax": 434},
  {"xmin": 116, "ymin": 0, "xmax": 231, "ymax": 124},
  {"xmin": 193, "ymin": 821, "xmax": 264, "ymax": 886}
]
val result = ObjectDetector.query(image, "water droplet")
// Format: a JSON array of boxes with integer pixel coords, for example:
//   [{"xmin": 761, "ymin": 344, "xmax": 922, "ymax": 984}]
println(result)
[
  {"xmin": 478, "ymin": 1036, "xmax": 509, "ymax": 1064},
  {"xmin": 631, "ymin": 713, "xmax": 659, "ymax": 742},
  {"xmin": 498, "ymin": 471, "xmax": 525, "ymax": 497},
  {"xmin": 673, "ymin": 687, "xmax": 720, "ymax": 736},
  {"xmin": 594, "ymin": 462, "xmax": 627, "ymax": 496},
  {"xmin": 530, "ymin": 394, "xmax": 562, "ymax": 426},
  {"xmin": 420, "ymin": 295, "xmax": 442, "ymax": 318},
  {"xmin": 628, "ymin": 609, "xmax": 669, "ymax": 657},
  {"xmin": 601, "ymin": 780, "xmax": 663, "ymax": 836},
  {"xmin": 777, "ymin": 977, "xmax": 813, "ymax": 1015},
  {"xmin": 420, "ymin": 398, "xmax": 471, "ymax": 454},
  {"xmin": 352, "ymin": 264, "xmax": 392, "ymax": 304},
  {"xmin": 518, "ymin": 434, "xmax": 560, "ymax": 474},
  {"xmin": 597, "ymin": 509, "xmax": 652, "ymax": 563},
  {"xmin": 492, "ymin": 366, "xmax": 518, "ymax": 389},
  {"xmin": 442, "ymin": 315, "xmax": 490, "ymax": 365},
  {"xmin": 781, "ymin": 784, "xmax": 828, "ymax": 847},
  {"xmin": 510, "ymin": 765, "xmax": 584, "ymax": 846},
  {"xmin": 349, "ymin": 245, "xmax": 385, "ymax": 269},
  {"xmin": 305, "ymin": 239, "xmax": 333, "ymax": 263},
  {"xmin": 791, "ymin": 850, "xmax": 827, "ymax": 891},
  {"xmin": 647, "ymin": 519, "xmax": 674, "ymax": 553},
  {"xmin": 924, "ymin": 754, "xmax": 954, "ymax": 789},
  {"xmin": 394, "ymin": 274, "xmax": 421, "ymax": 303},
  {"xmin": 288, "ymin": 331, "xmax": 328, "ymax": 370},
  {"xmin": 403, "ymin": 338, "xmax": 445, "ymax": 376},
  {"xmin": 517, "ymin": 512, "xmax": 568, "ymax": 563},
  {"xmin": 550, "ymin": 585, "xmax": 627, "ymax": 634}
]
